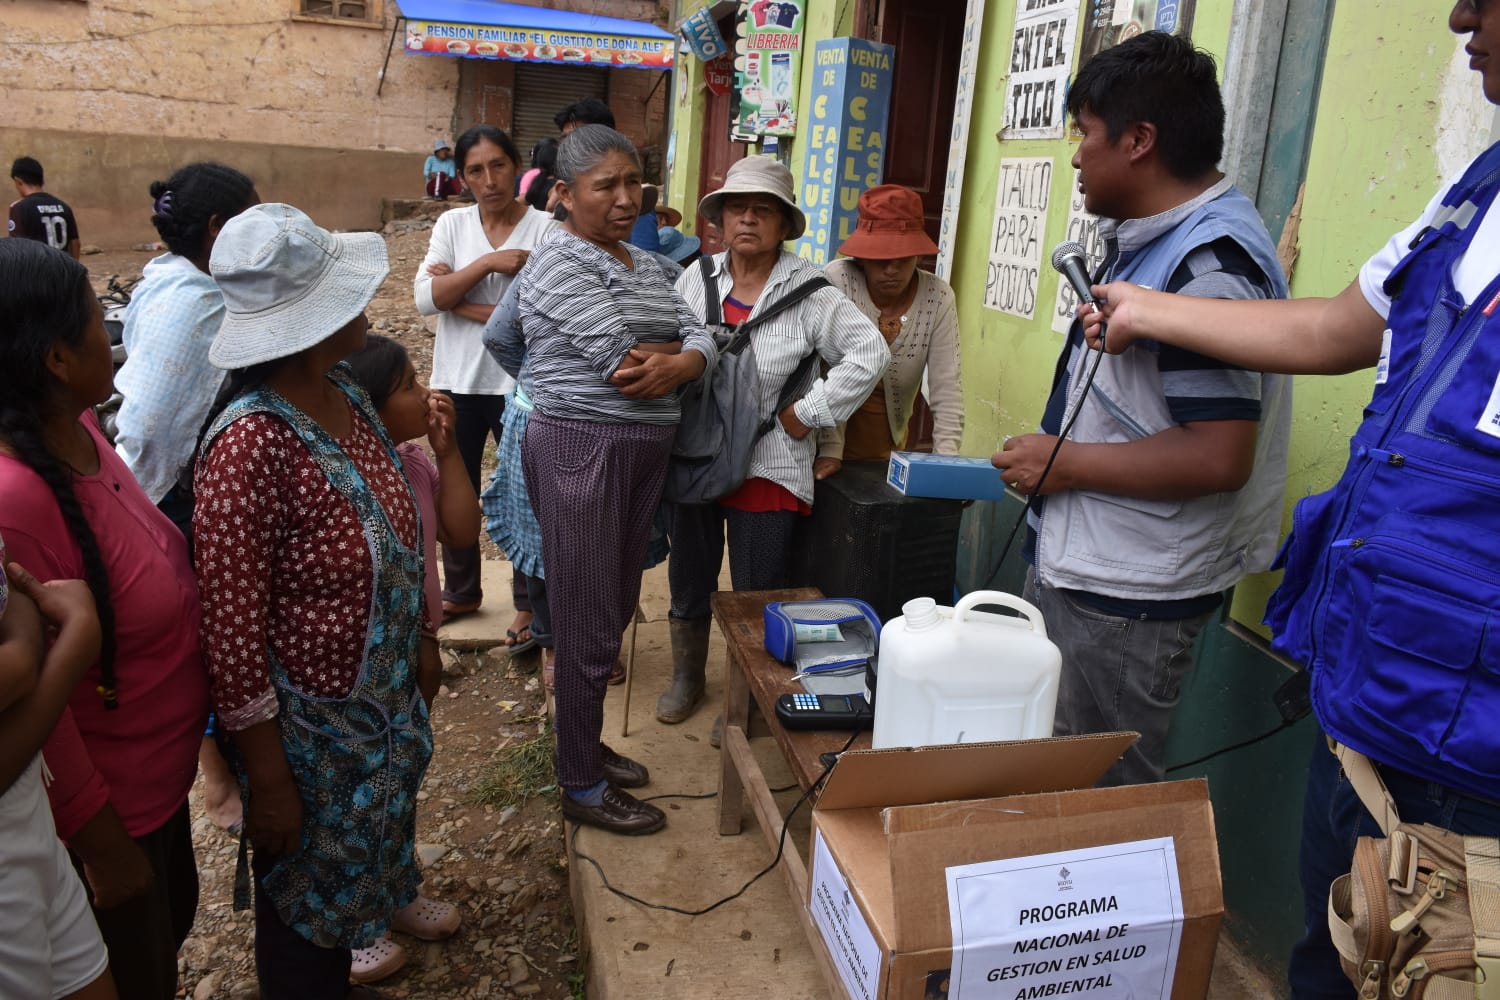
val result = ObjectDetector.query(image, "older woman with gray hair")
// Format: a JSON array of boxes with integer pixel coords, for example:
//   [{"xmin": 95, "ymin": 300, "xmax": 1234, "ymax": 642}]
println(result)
[{"xmin": 515, "ymin": 125, "xmax": 715, "ymax": 836}]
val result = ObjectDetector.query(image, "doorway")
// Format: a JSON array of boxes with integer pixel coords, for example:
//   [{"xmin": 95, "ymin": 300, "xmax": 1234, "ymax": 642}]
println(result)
[{"xmin": 876, "ymin": 0, "xmax": 966, "ymax": 246}]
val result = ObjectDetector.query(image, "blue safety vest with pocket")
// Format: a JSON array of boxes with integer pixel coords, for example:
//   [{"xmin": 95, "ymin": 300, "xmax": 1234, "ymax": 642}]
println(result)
[{"xmin": 1265, "ymin": 141, "xmax": 1500, "ymax": 802}]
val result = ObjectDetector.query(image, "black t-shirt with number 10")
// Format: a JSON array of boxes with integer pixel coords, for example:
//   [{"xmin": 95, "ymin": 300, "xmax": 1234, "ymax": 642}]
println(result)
[{"xmin": 8, "ymin": 192, "xmax": 79, "ymax": 251}]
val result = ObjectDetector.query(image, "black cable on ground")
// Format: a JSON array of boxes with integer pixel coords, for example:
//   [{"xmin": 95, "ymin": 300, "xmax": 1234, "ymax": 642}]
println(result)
[{"xmin": 570, "ymin": 731, "xmax": 861, "ymax": 916}]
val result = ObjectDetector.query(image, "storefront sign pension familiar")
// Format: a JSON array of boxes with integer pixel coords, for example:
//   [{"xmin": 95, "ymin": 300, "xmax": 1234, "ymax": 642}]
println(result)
[{"xmin": 404, "ymin": 20, "xmax": 673, "ymax": 68}]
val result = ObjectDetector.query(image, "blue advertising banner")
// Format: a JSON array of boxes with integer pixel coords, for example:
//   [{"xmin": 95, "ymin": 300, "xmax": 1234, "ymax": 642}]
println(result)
[
  {"xmin": 792, "ymin": 37, "xmax": 895, "ymax": 265},
  {"xmin": 679, "ymin": 7, "xmax": 728, "ymax": 61}
]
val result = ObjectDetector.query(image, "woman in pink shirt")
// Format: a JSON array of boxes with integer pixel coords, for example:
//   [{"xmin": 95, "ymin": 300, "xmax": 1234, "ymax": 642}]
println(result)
[{"xmin": 0, "ymin": 240, "xmax": 209, "ymax": 999}]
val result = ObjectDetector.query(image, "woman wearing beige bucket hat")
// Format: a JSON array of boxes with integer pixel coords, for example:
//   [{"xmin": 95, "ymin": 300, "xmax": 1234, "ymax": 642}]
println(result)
[
  {"xmin": 818, "ymin": 183, "xmax": 964, "ymax": 477},
  {"xmin": 658, "ymin": 157, "xmax": 889, "ymax": 737},
  {"xmin": 193, "ymin": 204, "xmax": 437, "ymax": 996}
]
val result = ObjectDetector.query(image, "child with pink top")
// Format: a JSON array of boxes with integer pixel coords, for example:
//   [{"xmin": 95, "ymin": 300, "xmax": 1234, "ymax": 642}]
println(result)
[{"xmin": 344, "ymin": 334, "xmax": 479, "ymax": 983}]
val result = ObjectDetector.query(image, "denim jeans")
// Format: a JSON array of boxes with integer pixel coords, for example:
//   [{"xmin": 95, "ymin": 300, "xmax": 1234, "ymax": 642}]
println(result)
[
  {"xmin": 1288, "ymin": 732, "xmax": 1500, "ymax": 999},
  {"xmin": 1024, "ymin": 569, "xmax": 1213, "ymax": 786}
]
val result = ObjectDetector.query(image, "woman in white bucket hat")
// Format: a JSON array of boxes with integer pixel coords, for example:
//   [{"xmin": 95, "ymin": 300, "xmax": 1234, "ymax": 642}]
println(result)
[
  {"xmin": 193, "ymin": 203, "xmax": 433, "ymax": 997},
  {"xmin": 658, "ymin": 156, "xmax": 889, "ymax": 739}
]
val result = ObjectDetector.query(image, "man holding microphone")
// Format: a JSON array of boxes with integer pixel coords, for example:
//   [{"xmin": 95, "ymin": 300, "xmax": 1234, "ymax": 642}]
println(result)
[{"xmin": 992, "ymin": 31, "xmax": 1292, "ymax": 787}]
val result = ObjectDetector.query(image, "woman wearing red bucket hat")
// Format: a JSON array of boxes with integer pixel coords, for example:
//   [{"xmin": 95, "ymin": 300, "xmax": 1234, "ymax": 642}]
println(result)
[{"xmin": 817, "ymin": 184, "xmax": 964, "ymax": 478}]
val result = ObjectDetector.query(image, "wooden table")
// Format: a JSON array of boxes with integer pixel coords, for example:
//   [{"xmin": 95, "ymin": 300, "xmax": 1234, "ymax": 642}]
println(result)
[{"xmin": 711, "ymin": 588, "xmax": 872, "ymax": 987}]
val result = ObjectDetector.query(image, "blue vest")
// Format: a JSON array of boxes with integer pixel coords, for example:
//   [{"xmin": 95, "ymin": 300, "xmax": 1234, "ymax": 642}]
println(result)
[
  {"xmin": 1265, "ymin": 141, "xmax": 1500, "ymax": 801},
  {"xmin": 1038, "ymin": 185, "xmax": 1292, "ymax": 600}
]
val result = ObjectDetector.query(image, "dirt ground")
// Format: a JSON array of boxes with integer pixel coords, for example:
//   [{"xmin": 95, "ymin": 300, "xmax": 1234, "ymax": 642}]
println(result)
[{"xmin": 83, "ymin": 216, "xmax": 579, "ymax": 1000}]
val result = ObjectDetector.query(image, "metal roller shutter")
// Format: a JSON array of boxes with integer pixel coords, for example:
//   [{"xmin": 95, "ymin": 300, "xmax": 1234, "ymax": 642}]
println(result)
[{"xmin": 512, "ymin": 63, "xmax": 609, "ymax": 160}]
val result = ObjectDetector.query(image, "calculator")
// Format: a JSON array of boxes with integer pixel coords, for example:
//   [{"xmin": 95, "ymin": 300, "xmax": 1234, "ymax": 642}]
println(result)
[{"xmin": 774, "ymin": 692, "xmax": 874, "ymax": 731}]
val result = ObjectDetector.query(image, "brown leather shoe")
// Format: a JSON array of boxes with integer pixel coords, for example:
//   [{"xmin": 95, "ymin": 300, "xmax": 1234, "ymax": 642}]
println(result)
[
  {"xmin": 560, "ymin": 783, "xmax": 666, "ymax": 835},
  {"xmin": 600, "ymin": 744, "xmax": 649, "ymax": 788}
]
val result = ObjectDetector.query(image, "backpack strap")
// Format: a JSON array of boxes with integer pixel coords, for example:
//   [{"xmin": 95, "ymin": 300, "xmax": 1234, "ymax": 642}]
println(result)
[
  {"xmin": 698, "ymin": 256, "xmax": 722, "ymax": 327},
  {"xmin": 695, "ymin": 262, "xmax": 834, "ymax": 439},
  {"xmin": 1470, "ymin": 837, "xmax": 1500, "ymax": 997},
  {"xmin": 1333, "ymin": 741, "xmax": 1402, "ymax": 838},
  {"xmin": 737, "ymin": 275, "xmax": 832, "ymax": 335}
]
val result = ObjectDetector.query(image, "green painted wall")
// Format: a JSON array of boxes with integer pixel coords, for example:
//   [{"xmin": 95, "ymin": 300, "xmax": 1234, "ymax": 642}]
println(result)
[{"xmin": 667, "ymin": 0, "xmax": 1496, "ymax": 983}]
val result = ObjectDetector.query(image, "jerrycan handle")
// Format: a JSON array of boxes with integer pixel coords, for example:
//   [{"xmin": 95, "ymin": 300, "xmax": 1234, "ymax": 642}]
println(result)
[{"xmin": 952, "ymin": 590, "xmax": 1048, "ymax": 637}]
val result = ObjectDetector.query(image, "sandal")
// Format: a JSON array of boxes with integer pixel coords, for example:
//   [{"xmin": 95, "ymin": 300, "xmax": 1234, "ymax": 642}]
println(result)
[
  {"xmin": 391, "ymin": 894, "xmax": 462, "ymax": 941},
  {"xmin": 350, "ymin": 934, "xmax": 406, "ymax": 984},
  {"xmin": 441, "ymin": 600, "xmax": 481, "ymax": 625},
  {"xmin": 505, "ymin": 625, "xmax": 538, "ymax": 655}
]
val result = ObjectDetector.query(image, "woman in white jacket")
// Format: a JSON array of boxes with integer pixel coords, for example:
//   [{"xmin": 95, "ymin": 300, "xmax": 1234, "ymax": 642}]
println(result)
[{"xmin": 414, "ymin": 125, "xmax": 555, "ymax": 642}]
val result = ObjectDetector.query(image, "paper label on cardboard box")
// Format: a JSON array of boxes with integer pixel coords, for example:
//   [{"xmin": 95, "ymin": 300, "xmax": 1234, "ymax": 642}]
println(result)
[
  {"xmin": 945, "ymin": 837, "xmax": 1183, "ymax": 1000},
  {"xmin": 811, "ymin": 830, "xmax": 884, "ymax": 1000}
]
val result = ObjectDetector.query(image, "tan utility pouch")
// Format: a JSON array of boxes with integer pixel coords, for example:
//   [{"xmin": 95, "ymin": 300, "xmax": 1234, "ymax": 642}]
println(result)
[{"xmin": 1327, "ymin": 742, "xmax": 1500, "ymax": 999}]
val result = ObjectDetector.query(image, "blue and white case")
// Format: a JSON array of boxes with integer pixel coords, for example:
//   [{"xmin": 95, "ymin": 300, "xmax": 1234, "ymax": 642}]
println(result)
[{"xmin": 762, "ymin": 598, "xmax": 881, "ymax": 674}]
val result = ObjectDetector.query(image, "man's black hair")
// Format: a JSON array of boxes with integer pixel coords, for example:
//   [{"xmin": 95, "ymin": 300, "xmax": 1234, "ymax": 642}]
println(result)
[
  {"xmin": 553, "ymin": 98, "xmax": 616, "ymax": 131},
  {"xmin": 10, "ymin": 156, "xmax": 44, "ymax": 186},
  {"xmin": 1066, "ymin": 31, "xmax": 1224, "ymax": 181}
]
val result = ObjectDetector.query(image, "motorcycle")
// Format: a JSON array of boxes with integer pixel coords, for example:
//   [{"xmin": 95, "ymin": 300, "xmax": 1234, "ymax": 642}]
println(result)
[{"xmin": 95, "ymin": 274, "xmax": 135, "ymax": 444}]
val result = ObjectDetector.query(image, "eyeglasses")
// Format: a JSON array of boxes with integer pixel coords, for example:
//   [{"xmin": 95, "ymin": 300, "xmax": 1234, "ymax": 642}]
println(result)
[
  {"xmin": 721, "ymin": 199, "xmax": 782, "ymax": 220},
  {"xmin": 1461, "ymin": 0, "xmax": 1488, "ymax": 13}
]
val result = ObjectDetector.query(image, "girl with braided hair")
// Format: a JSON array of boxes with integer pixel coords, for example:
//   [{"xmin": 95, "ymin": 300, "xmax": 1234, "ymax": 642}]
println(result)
[{"xmin": 0, "ymin": 240, "xmax": 210, "ymax": 1000}]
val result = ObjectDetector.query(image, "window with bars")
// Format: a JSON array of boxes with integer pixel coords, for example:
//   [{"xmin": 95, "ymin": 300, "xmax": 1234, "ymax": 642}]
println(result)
[{"xmin": 298, "ymin": 0, "xmax": 374, "ymax": 21}]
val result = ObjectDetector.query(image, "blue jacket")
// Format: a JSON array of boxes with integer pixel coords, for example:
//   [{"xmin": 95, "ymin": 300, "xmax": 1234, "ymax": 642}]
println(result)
[{"xmin": 1266, "ymin": 140, "xmax": 1500, "ymax": 801}]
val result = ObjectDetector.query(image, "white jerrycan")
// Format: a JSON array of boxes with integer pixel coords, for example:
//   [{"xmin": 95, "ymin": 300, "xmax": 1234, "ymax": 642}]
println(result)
[{"xmin": 871, "ymin": 590, "xmax": 1062, "ymax": 749}]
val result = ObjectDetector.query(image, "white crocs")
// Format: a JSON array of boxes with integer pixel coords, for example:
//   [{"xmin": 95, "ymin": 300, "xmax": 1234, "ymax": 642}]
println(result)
[
  {"xmin": 390, "ymin": 894, "xmax": 462, "ymax": 941},
  {"xmin": 350, "ymin": 933, "xmax": 406, "ymax": 984}
]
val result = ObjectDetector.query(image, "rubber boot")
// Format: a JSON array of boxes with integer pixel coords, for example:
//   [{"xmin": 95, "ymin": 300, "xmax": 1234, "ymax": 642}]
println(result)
[{"xmin": 657, "ymin": 617, "xmax": 710, "ymax": 724}]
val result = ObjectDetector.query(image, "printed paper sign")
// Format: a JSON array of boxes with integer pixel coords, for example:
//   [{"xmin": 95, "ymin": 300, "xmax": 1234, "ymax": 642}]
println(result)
[
  {"xmin": 792, "ymin": 37, "xmax": 895, "ymax": 265},
  {"xmin": 734, "ymin": 0, "xmax": 806, "ymax": 136},
  {"xmin": 1001, "ymin": 0, "xmax": 1079, "ymax": 140},
  {"xmin": 1079, "ymin": 1, "xmax": 1197, "ymax": 74},
  {"xmin": 946, "ymin": 837, "xmax": 1184, "ymax": 1000},
  {"xmin": 811, "ymin": 831, "xmax": 883, "ymax": 1000},
  {"xmin": 985, "ymin": 157, "xmax": 1053, "ymax": 319},
  {"xmin": 1051, "ymin": 169, "xmax": 1105, "ymax": 335}
]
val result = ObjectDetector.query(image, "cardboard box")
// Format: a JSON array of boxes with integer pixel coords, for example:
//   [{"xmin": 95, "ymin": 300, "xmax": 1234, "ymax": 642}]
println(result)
[
  {"xmin": 887, "ymin": 451, "xmax": 1010, "ymax": 502},
  {"xmin": 807, "ymin": 734, "xmax": 1223, "ymax": 1000}
]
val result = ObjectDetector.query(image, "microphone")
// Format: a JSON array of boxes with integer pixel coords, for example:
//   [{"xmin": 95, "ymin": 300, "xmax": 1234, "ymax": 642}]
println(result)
[{"xmin": 1051, "ymin": 241, "xmax": 1098, "ymax": 309}]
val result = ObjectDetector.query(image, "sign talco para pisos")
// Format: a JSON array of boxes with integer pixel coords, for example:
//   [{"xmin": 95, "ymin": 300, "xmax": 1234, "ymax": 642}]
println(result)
[
  {"xmin": 792, "ymin": 37, "xmax": 895, "ymax": 265},
  {"xmin": 733, "ymin": 0, "xmax": 806, "ymax": 137}
]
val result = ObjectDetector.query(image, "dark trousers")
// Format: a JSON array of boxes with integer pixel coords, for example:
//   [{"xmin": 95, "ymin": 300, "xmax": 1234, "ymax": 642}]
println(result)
[
  {"xmin": 1287, "ymin": 733, "xmax": 1500, "ymax": 998},
  {"xmin": 253, "ymin": 849, "xmax": 353, "ymax": 998},
  {"xmin": 72, "ymin": 801, "xmax": 199, "ymax": 1000},
  {"xmin": 439, "ymin": 391, "xmax": 529, "ymax": 613},
  {"xmin": 667, "ymin": 502, "xmax": 799, "ymax": 621},
  {"xmin": 425, "ymin": 173, "xmax": 462, "ymax": 199},
  {"xmin": 525, "ymin": 572, "xmax": 553, "ymax": 649},
  {"xmin": 523, "ymin": 414, "xmax": 673, "ymax": 790}
]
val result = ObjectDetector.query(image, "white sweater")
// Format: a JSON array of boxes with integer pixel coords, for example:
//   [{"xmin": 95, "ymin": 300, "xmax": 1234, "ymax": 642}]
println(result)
[{"xmin": 414, "ymin": 205, "xmax": 556, "ymax": 395}]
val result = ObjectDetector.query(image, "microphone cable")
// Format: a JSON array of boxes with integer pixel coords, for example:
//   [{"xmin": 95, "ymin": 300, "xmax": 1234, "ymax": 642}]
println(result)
[
  {"xmin": 982, "ymin": 311, "xmax": 1108, "ymax": 590},
  {"xmin": 568, "ymin": 729, "xmax": 862, "ymax": 917}
]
